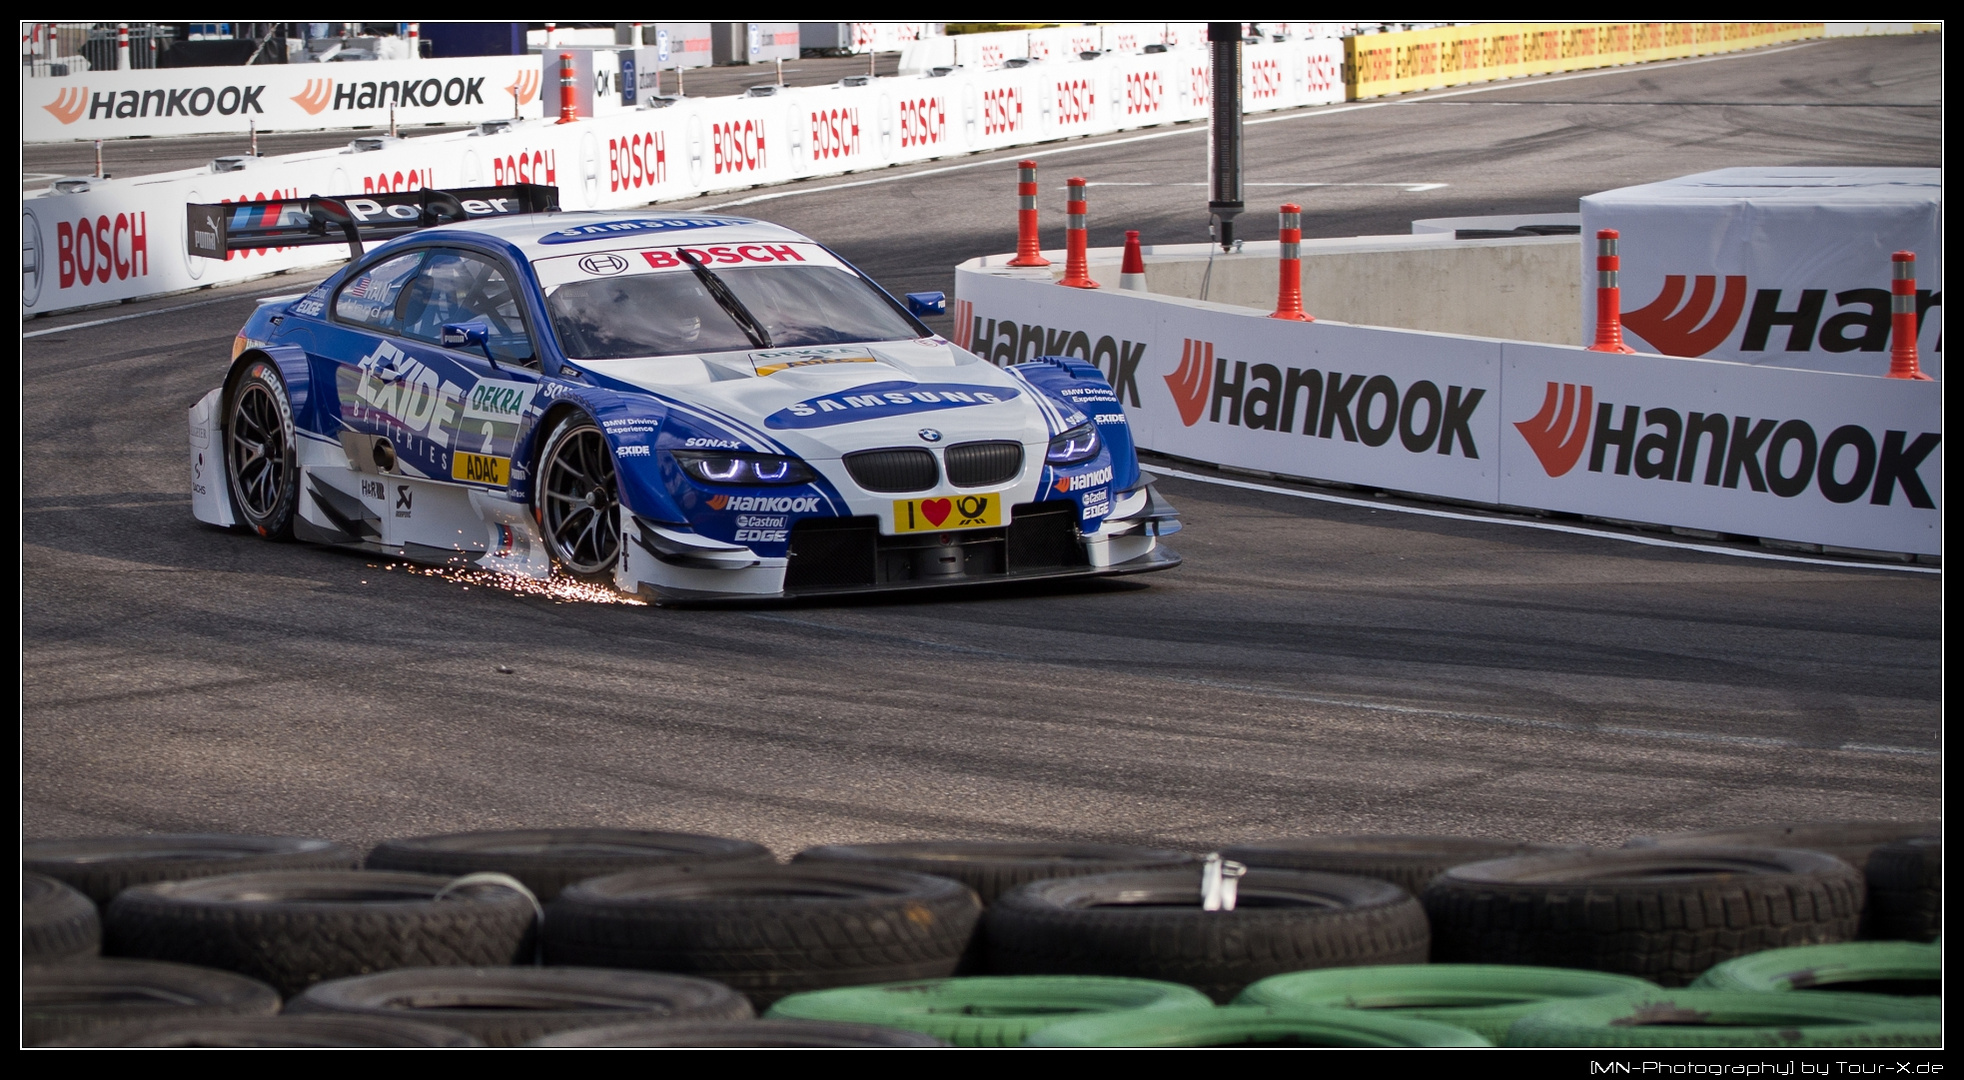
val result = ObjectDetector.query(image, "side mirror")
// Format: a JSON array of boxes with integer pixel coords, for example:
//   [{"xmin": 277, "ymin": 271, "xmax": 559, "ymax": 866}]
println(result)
[
  {"xmin": 905, "ymin": 291, "xmax": 947, "ymax": 317},
  {"xmin": 440, "ymin": 320, "xmax": 501, "ymax": 369}
]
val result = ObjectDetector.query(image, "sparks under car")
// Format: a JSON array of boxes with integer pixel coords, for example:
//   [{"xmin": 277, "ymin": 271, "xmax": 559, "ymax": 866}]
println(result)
[{"xmin": 187, "ymin": 185, "xmax": 1180, "ymax": 602}]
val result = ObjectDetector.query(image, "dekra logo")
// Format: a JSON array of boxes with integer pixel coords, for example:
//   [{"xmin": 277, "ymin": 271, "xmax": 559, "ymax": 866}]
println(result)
[
  {"xmin": 1622, "ymin": 275, "xmax": 1941, "ymax": 357},
  {"xmin": 1164, "ymin": 338, "xmax": 1486, "ymax": 458},
  {"xmin": 1514, "ymin": 381, "xmax": 1939, "ymax": 508}
]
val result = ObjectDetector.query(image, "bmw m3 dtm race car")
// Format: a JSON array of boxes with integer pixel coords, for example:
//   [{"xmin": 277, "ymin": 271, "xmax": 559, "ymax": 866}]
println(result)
[{"xmin": 187, "ymin": 184, "xmax": 1180, "ymax": 602}]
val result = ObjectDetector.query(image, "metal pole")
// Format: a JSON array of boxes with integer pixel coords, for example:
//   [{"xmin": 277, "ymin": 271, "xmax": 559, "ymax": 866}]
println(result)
[{"xmin": 1206, "ymin": 23, "xmax": 1244, "ymax": 251}]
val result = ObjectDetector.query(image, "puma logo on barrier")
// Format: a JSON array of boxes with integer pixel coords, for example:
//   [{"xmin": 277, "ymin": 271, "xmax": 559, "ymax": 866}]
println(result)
[
  {"xmin": 1622, "ymin": 274, "xmax": 1748, "ymax": 358},
  {"xmin": 1164, "ymin": 337, "xmax": 1213, "ymax": 427},
  {"xmin": 43, "ymin": 87, "xmax": 87, "ymax": 125},
  {"xmin": 507, "ymin": 69, "xmax": 540, "ymax": 106},
  {"xmin": 290, "ymin": 79, "xmax": 332, "ymax": 116},
  {"xmin": 1514, "ymin": 381, "xmax": 1594, "ymax": 478}
]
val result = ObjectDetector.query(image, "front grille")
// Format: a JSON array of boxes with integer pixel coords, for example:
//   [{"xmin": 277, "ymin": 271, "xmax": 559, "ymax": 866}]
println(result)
[
  {"xmin": 1007, "ymin": 502, "xmax": 1087, "ymax": 573},
  {"xmin": 844, "ymin": 448, "xmax": 938, "ymax": 493},
  {"xmin": 944, "ymin": 441, "xmax": 1024, "ymax": 487},
  {"xmin": 784, "ymin": 517, "xmax": 878, "ymax": 589}
]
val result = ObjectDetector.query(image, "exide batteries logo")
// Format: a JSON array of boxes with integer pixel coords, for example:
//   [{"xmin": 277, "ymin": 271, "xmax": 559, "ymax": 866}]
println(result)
[
  {"xmin": 1514, "ymin": 381, "xmax": 1940, "ymax": 507},
  {"xmin": 1622, "ymin": 274, "xmax": 1942, "ymax": 358}
]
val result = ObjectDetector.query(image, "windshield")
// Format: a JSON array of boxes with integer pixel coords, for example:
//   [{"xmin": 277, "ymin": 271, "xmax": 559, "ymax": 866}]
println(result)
[{"xmin": 545, "ymin": 262, "xmax": 921, "ymax": 361}]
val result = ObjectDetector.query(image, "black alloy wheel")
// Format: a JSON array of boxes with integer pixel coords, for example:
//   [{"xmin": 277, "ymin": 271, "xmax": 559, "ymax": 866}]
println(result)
[
  {"xmin": 225, "ymin": 362, "xmax": 298, "ymax": 538},
  {"xmin": 538, "ymin": 418, "xmax": 621, "ymax": 575}
]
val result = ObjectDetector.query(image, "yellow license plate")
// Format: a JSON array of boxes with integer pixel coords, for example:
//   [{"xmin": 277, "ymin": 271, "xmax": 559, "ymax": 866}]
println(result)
[
  {"xmin": 893, "ymin": 493, "xmax": 1000, "ymax": 533},
  {"xmin": 451, "ymin": 451, "xmax": 511, "ymax": 486}
]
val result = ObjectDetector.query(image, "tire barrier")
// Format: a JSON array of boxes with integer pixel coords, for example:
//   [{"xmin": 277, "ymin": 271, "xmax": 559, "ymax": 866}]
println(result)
[
  {"xmin": 542, "ymin": 864, "xmax": 984, "ymax": 1007},
  {"xmin": 1864, "ymin": 837, "xmax": 1941, "ymax": 942},
  {"xmin": 1422, "ymin": 847, "xmax": 1864, "ymax": 986},
  {"xmin": 23, "ymin": 833, "xmax": 361, "ymax": 907},
  {"xmin": 288, "ymin": 966, "xmax": 755, "ymax": 1048},
  {"xmin": 1235, "ymin": 964, "xmax": 1659, "ymax": 1043},
  {"xmin": 22, "ymin": 872, "xmax": 101, "ymax": 963},
  {"xmin": 1023, "ymin": 1004, "xmax": 1493, "ymax": 1048},
  {"xmin": 22, "ymin": 957, "xmax": 281, "ymax": 1046},
  {"xmin": 765, "ymin": 975, "xmax": 1214, "ymax": 1047},
  {"xmin": 1220, "ymin": 835, "xmax": 1567, "ymax": 899},
  {"xmin": 363, "ymin": 827, "xmax": 776, "ymax": 900},
  {"xmin": 48, "ymin": 1015, "xmax": 486, "ymax": 1048},
  {"xmin": 529, "ymin": 1019, "xmax": 950, "ymax": 1047},
  {"xmin": 103, "ymin": 870, "xmax": 539, "ymax": 997},
  {"xmin": 1691, "ymin": 941, "xmax": 1941, "ymax": 998},
  {"xmin": 789, "ymin": 839, "xmax": 1198, "ymax": 905},
  {"xmin": 1501, "ymin": 989, "xmax": 1941, "ymax": 1048},
  {"xmin": 984, "ymin": 869, "xmax": 1430, "ymax": 1003}
]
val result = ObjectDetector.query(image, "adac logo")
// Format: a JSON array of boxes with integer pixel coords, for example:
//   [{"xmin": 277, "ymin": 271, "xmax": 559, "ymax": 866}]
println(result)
[
  {"xmin": 1514, "ymin": 381, "xmax": 1594, "ymax": 477},
  {"xmin": 292, "ymin": 79, "xmax": 333, "ymax": 116},
  {"xmin": 1511, "ymin": 380, "xmax": 1939, "ymax": 508},
  {"xmin": 1622, "ymin": 275, "xmax": 1747, "ymax": 357},
  {"xmin": 44, "ymin": 87, "xmax": 87, "ymax": 125},
  {"xmin": 1163, "ymin": 338, "xmax": 1214, "ymax": 427}
]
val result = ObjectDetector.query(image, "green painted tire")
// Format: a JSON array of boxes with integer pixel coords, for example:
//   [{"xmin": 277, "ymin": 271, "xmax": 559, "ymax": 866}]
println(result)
[
  {"xmin": 1236, "ymin": 964, "xmax": 1657, "ymax": 1042},
  {"xmin": 1504, "ymin": 989, "xmax": 1941, "ymax": 1048},
  {"xmin": 1691, "ymin": 941, "xmax": 1940, "ymax": 997},
  {"xmin": 766, "ymin": 976, "xmax": 1212, "ymax": 1047},
  {"xmin": 1023, "ymin": 1005, "xmax": 1492, "ymax": 1048}
]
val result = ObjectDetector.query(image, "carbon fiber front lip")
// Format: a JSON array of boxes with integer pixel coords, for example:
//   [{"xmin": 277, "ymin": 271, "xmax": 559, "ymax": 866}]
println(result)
[{"xmin": 640, "ymin": 545, "xmax": 1181, "ymax": 606}]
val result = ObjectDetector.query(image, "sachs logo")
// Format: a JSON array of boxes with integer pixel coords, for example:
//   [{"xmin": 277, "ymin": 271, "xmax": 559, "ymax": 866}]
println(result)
[
  {"xmin": 1621, "ymin": 275, "xmax": 1941, "ymax": 358},
  {"xmin": 1514, "ymin": 381, "xmax": 1940, "ymax": 507}
]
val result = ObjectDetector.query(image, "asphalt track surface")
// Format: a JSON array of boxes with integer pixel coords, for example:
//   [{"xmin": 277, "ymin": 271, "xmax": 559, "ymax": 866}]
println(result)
[{"xmin": 21, "ymin": 35, "xmax": 1940, "ymax": 856}]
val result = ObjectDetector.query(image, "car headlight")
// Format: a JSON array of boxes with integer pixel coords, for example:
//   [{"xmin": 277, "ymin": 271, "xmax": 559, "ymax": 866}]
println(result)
[
  {"xmin": 671, "ymin": 450, "xmax": 815, "ymax": 486},
  {"xmin": 1045, "ymin": 422, "xmax": 1101, "ymax": 466}
]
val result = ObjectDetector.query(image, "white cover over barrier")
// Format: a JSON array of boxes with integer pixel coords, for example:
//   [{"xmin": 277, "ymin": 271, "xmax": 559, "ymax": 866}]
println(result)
[
  {"xmin": 954, "ymin": 260, "xmax": 1941, "ymax": 555},
  {"xmin": 23, "ymin": 39, "xmax": 1345, "ymax": 315},
  {"xmin": 24, "ymin": 56, "xmax": 549, "ymax": 143},
  {"xmin": 1582, "ymin": 168, "xmax": 1942, "ymax": 380}
]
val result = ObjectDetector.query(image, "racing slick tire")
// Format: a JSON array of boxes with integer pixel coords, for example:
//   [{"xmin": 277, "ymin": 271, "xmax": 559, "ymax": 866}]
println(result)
[
  {"xmin": 1219, "ymin": 835, "xmax": 1572, "ymax": 899},
  {"xmin": 103, "ymin": 870, "xmax": 539, "ymax": 997},
  {"xmin": 984, "ymin": 869, "xmax": 1431, "ymax": 1003},
  {"xmin": 542, "ymin": 864, "xmax": 984, "ymax": 1008},
  {"xmin": 1421, "ymin": 847, "xmax": 1864, "ymax": 986},
  {"xmin": 288, "ymin": 966, "xmax": 754, "ymax": 1047},
  {"xmin": 223, "ymin": 357, "xmax": 302, "ymax": 540},
  {"xmin": 364, "ymin": 827, "xmax": 777, "ymax": 901},
  {"xmin": 46, "ymin": 1015, "xmax": 485, "ymax": 1048},
  {"xmin": 22, "ymin": 873, "xmax": 101, "ymax": 962},
  {"xmin": 23, "ymin": 833, "xmax": 361, "ymax": 907},
  {"xmin": 528, "ymin": 1019, "xmax": 951, "ymax": 1047},
  {"xmin": 790, "ymin": 841, "xmax": 1199, "ymax": 905},
  {"xmin": 1863, "ymin": 837, "xmax": 1941, "ymax": 942},
  {"xmin": 22, "ymin": 958, "xmax": 282, "ymax": 1046},
  {"xmin": 534, "ymin": 413, "xmax": 622, "ymax": 577}
]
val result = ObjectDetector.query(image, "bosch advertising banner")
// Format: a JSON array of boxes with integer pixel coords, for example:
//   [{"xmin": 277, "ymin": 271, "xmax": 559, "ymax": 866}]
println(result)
[
  {"xmin": 1582, "ymin": 168, "xmax": 1943, "ymax": 380},
  {"xmin": 25, "ymin": 56, "xmax": 546, "ymax": 143},
  {"xmin": 954, "ymin": 261, "xmax": 1940, "ymax": 555}
]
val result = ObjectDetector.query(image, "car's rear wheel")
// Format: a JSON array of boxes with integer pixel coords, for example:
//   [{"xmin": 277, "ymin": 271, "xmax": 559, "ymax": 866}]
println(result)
[
  {"xmin": 536, "ymin": 415, "xmax": 620, "ymax": 576},
  {"xmin": 225, "ymin": 359, "xmax": 299, "ymax": 539}
]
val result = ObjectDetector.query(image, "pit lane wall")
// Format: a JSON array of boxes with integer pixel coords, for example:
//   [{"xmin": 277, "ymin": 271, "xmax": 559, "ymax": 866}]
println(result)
[
  {"xmin": 953, "ymin": 256, "xmax": 1941, "ymax": 557},
  {"xmin": 22, "ymin": 38, "xmax": 1346, "ymax": 315}
]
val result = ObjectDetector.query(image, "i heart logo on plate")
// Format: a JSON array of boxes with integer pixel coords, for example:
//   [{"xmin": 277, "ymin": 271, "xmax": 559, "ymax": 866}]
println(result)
[{"xmin": 921, "ymin": 498, "xmax": 952, "ymax": 526}]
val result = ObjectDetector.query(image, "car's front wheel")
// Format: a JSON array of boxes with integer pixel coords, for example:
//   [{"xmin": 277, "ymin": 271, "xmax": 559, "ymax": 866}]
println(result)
[
  {"xmin": 535, "ymin": 415, "xmax": 620, "ymax": 576},
  {"xmin": 225, "ymin": 359, "xmax": 299, "ymax": 539}
]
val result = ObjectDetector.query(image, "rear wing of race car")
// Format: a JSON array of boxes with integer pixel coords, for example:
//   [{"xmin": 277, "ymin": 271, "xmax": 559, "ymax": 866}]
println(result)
[{"xmin": 186, "ymin": 183, "xmax": 559, "ymax": 262}]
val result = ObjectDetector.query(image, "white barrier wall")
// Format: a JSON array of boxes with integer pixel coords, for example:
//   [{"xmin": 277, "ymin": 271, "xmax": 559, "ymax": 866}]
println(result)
[
  {"xmin": 23, "ymin": 40, "xmax": 1346, "ymax": 316},
  {"xmin": 954, "ymin": 261, "xmax": 1942, "ymax": 556},
  {"xmin": 1582, "ymin": 168, "xmax": 1943, "ymax": 380},
  {"xmin": 24, "ymin": 56, "xmax": 548, "ymax": 143}
]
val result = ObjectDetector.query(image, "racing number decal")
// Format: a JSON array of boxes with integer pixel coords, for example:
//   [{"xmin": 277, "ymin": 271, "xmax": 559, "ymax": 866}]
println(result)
[{"xmin": 894, "ymin": 494, "xmax": 1000, "ymax": 532}]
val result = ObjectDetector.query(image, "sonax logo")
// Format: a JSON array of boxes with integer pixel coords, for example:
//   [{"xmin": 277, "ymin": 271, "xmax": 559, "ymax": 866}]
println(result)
[
  {"xmin": 1165, "ymin": 337, "xmax": 1487, "ymax": 458},
  {"xmin": 1623, "ymin": 275, "xmax": 1942, "ymax": 358},
  {"xmin": 1513, "ymin": 381, "xmax": 1940, "ymax": 507},
  {"xmin": 44, "ymin": 87, "xmax": 87, "ymax": 124}
]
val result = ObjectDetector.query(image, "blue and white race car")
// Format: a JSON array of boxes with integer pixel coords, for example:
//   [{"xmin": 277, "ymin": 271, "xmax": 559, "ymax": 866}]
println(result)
[{"xmin": 187, "ymin": 184, "xmax": 1179, "ymax": 602}]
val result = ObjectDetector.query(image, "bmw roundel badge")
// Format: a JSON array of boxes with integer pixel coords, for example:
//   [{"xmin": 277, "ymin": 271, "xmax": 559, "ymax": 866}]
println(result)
[{"xmin": 918, "ymin": 428, "xmax": 942, "ymax": 442}]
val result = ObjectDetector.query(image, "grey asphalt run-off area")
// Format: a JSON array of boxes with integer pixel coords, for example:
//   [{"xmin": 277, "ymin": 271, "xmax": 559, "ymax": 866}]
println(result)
[{"xmin": 21, "ymin": 35, "xmax": 1940, "ymax": 857}]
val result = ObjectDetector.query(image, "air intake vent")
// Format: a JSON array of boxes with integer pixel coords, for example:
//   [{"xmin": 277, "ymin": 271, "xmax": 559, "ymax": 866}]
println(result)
[
  {"xmin": 944, "ymin": 441, "xmax": 1024, "ymax": 487},
  {"xmin": 844, "ymin": 448, "xmax": 938, "ymax": 493}
]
